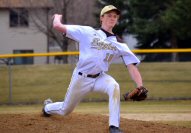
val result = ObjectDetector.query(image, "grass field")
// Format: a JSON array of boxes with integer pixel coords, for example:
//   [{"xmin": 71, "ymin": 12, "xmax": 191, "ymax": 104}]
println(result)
[
  {"xmin": 0, "ymin": 100, "xmax": 190, "ymax": 114},
  {"xmin": 0, "ymin": 62, "xmax": 191, "ymax": 104}
]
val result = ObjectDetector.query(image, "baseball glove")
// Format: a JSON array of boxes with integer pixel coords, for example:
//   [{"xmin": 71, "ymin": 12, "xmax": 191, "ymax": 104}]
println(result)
[{"xmin": 123, "ymin": 86, "xmax": 148, "ymax": 101}]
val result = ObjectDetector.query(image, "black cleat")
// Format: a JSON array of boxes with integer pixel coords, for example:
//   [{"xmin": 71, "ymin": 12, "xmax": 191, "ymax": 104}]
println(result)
[
  {"xmin": 109, "ymin": 126, "xmax": 123, "ymax": 133},
  {"xmin": 42, "ymin": 108, "xmax": 51, "ymax": 117}
]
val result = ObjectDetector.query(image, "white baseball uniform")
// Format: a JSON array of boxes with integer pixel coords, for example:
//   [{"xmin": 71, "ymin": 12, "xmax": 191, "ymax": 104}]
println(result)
[{"xmin": 44, "ymin": 25, "xmax": 140, "ymax": 127}]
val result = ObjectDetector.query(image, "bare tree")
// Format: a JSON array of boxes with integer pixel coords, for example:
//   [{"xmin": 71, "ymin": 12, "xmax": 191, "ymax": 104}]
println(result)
[
  {"xmin": 26, "ymin": 0, "xmax": 72, "ymax": 63},
  {"xmin": 17, "ymin": 0, "xmax": 97, "ymax": 63}
]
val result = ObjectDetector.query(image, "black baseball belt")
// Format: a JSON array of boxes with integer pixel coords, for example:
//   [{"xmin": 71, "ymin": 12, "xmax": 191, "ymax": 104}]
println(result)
[{"xmin": 78, "ymin": 72, "xmax": 100, "ymax": 78}]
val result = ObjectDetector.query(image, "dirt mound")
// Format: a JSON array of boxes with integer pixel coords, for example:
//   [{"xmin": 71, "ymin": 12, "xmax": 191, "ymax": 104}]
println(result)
[{"xmin": 0, "ymin": 113, "xmax": 190, "ymax": 133}]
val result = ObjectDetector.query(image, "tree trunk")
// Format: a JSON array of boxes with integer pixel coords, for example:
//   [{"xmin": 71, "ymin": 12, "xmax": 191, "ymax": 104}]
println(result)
[
  {"xmin": 62, "ymin": 39, "xmax": 68, "ymax": 63},
  {"xmin": 61, "ymin": 0, "xmax": 68, "ymax": 63}
]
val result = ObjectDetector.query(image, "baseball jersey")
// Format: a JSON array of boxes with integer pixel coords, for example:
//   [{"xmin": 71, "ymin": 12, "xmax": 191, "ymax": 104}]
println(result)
[{"xmin": 65, "ymin": 25, "xmax": 140, "ymax": 74}]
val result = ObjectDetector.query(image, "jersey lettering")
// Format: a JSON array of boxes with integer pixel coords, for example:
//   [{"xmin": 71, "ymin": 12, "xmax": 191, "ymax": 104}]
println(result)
[
  {"xmin": 91, "ymin": 38, "xmax": 117, "ymax": 51},
  {"xmin": 104, "ymin": 53, "xmax": 114, "ymax": 62}
]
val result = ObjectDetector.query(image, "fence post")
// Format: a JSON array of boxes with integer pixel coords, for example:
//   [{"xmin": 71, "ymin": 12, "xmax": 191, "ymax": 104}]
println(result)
[{"xmin": 7, "ymin": 58, "xmax": 13, "ymax": 104}]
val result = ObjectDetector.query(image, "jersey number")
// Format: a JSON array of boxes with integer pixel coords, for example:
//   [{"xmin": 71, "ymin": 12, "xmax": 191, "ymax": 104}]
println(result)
[{"xmin": 104, "ymin": 53, "xmax": 114, "ymax": 62}]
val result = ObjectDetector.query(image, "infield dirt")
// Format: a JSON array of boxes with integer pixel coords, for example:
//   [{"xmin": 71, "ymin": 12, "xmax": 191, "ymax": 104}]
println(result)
[{"xmin": 0, "ymin": 113, "xmax": 190, "ymax": 133}]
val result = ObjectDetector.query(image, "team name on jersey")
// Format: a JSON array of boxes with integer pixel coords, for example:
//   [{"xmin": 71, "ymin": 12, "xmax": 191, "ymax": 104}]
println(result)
[{"xmin": 91, "ymin": 38, "xmax": 117, "ymax": 51}]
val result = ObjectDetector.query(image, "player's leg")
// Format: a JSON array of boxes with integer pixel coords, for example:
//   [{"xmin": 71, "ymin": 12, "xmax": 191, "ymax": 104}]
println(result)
[
  {"xmin": 93, "ymin": 73, "xmax": 120, "ymax": 127},
  {"xmin": 44, "ymin": 70, "xmax": 94, "ymax": 116}
]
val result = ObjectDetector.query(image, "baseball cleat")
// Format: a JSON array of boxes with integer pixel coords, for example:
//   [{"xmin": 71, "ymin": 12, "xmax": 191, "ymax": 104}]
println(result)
[
  {"xmin": 109, "ymin": 126, "xmax": 123, "ymax": 133},
  {"xmin": 42, "ymin": 98, "xmax": 53, "ymax": 117}
]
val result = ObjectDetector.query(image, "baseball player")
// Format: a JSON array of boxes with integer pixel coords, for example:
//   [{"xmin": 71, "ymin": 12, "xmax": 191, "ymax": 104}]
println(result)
[{"xmin": 43, "ymin": 5, "xmax": 144, "ymax": 133}]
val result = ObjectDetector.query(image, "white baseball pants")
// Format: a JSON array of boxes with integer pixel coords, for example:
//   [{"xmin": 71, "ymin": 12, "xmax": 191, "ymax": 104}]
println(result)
[{"xmin": 45, "ymin": 69, "xmax": 120, "ymax": 127}]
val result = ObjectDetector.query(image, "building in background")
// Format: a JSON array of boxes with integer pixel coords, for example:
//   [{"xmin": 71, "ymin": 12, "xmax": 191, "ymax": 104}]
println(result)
[{"xmin": 0, "ymin": 0, "xmax": 54, "ymax": 64}]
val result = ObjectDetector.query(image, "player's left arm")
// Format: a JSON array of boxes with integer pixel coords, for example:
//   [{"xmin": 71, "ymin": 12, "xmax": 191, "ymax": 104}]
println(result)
[
  {"xmin": 126, "ymin": 64, "xmax": 143, "ymax": 88},
  {"xmin": 120, "ymin": 46, "xmax": 148, "ymax": 101},
  {"xmin": 123, "ymin": 64, "xmax": 148, "ymax": 101}
]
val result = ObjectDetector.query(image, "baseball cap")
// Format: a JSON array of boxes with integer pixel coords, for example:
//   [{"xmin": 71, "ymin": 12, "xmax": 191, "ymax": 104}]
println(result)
[{"xmin": 100, "ymin": 5, "xmax": 121, "ymax": 16}]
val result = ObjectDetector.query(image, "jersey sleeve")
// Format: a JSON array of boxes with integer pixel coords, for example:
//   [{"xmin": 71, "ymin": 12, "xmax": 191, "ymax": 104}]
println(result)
[
  {"xmin": 65, "ymin": 25, "xmax": 92, "ymax": 42},
  {"xmin": 119, "ymin": 43, "xmax": 141, "ymax": 66},
  {"xmin": 122, "ymin": 53, "xmax": 140, "ymax": 66}
]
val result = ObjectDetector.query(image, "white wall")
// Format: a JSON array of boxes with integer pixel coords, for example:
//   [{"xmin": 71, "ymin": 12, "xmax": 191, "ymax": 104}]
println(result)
[{"xmin": 0, "ymin": 9, "xmax": 47, "ymax": 64}]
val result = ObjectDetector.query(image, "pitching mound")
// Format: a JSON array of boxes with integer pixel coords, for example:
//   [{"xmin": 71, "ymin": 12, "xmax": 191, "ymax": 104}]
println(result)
[{"xmin": 0, "ymin": 113, "xmax": 190, "ymax": 133}]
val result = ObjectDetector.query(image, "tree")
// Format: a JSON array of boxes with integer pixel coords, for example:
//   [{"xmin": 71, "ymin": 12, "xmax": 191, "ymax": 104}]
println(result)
[
  {"xmin": 28, "ymin": 0, "xmax": 96, "ymax": 63},
  {"xmin": 127, "ymin": 0, "xmax": 191, "ymax": 61},
  {"xmin": 126, "ymin": 0, "xmax": 175, "ymax": 61},
  {"xmin": 161, "ymin": 0, "xmax": 191, "ymax": 61},
  {"xmin": 28, "ymin": 0, "xmax": 73, "ymax": 63}
]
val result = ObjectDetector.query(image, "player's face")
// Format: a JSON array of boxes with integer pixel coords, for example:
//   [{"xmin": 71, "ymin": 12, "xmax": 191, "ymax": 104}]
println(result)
[{"xmin": 100, "ymin": 11, "xmax": 119, "ymax": 29}]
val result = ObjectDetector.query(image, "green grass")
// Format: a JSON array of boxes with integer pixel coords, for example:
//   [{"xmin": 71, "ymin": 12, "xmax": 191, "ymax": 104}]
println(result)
[
  {"xmin": 0, "ymin": 62, "xmax": 191, "ymax": 104},
  {"xmin": 0, "ymin": 100, "xmax": 190, "ymax": 114}
]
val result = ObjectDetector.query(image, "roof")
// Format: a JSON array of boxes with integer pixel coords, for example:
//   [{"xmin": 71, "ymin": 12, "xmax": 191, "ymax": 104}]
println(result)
[{"xmin": 0, "ymin": 0, "xmax": 54, "ymax": 8}]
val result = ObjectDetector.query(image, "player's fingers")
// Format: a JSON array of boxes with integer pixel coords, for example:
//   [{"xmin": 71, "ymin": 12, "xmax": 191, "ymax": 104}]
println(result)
[
  {"xmin": 58, "ymin": 15, "xmax": 63, "ymax": 20},
  {"xmin": 52, "ymin": 14, "xmax": 61, "ymax": 20}
]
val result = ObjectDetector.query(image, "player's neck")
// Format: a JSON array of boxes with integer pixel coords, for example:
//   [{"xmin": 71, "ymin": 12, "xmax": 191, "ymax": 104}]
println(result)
[
  {"xmin": 101, "ymin": 28, "xmax": 115, "ymax": 37},
  {"xmin": 101, "ymin": 25, "xmax": 114, "ymax": 34}
]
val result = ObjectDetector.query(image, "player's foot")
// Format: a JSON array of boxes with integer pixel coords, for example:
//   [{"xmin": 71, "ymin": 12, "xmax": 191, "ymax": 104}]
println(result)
[
  {"xmin": 109, "ymin": 125, "xmax": 123, "ymax": 133},
  {"xmin": 42, "ymin": 98, "xmax": 53, "ymax": 117}
]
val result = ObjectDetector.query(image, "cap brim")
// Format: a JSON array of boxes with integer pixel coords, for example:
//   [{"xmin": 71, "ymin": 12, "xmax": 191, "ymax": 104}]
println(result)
[
  {"xmin": 101, "ymin": 9, "xmax": 120, "ymax": 16},
  {"xmin": 110, "ymin": 9, "xmax": 121, "ymax": 15},
  {"xmin": 100, "ymin": 6, "xmax": 121, "ymax": 16}
]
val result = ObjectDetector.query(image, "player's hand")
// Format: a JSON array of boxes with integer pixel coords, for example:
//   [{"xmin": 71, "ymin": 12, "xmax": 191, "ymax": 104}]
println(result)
[
  {"xmin": 52, "ymin": 14, "xmax": 67, "ymax": 33},
  {"xmin": 52, "ymin": 14, "xmax": 62, "ymax": 21},
  {"xmin": 52, "ymin": 14, "xmax": 62, "ymax": 27}
]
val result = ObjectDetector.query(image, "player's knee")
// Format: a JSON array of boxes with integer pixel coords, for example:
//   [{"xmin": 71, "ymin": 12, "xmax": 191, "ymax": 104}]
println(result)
[
  {"xmin": 112, "ymin": 82, "xmax": 120, "ymax": 91},
  {"xmin": 109, "ymin": 83, "xmax": 120, "ymax": 96}
]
